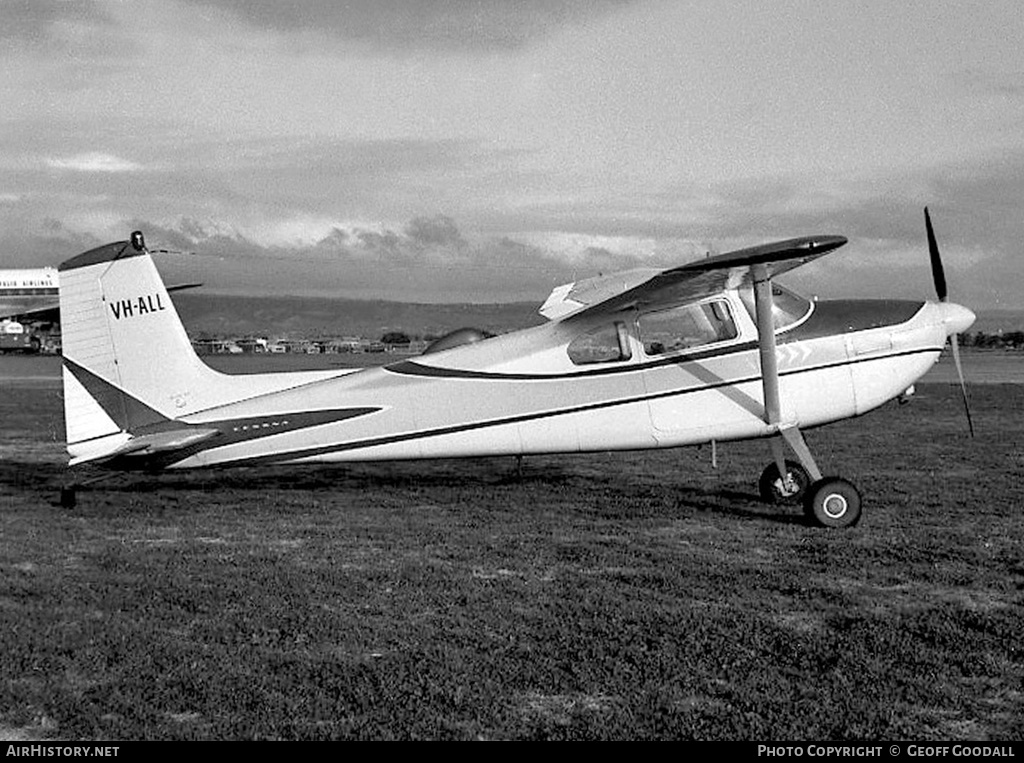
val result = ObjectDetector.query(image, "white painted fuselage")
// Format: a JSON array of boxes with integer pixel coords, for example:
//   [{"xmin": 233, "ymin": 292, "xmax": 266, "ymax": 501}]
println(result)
[{"xmin": 166, "ymin": 297, "xmax": 961, "ymax": 469}]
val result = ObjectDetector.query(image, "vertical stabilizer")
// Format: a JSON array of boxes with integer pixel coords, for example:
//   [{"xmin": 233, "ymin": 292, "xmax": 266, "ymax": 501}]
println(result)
[{"xmin": 58, "ymin": 234, "xmax": 222, "ymax": 452}]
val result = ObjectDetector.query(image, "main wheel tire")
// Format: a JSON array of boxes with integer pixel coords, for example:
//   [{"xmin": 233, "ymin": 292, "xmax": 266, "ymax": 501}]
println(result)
[
  {"xmin": 803, "ymin": 477, "xmax": 862, "ymax": 528},
  {"xmin": 758, "ymin": 459, "xmax": 811, "ymax": 505}
]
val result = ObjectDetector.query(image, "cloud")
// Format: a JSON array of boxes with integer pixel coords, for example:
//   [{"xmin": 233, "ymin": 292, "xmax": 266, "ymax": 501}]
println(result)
[
  {"xmin": 6, "ymin": 141, "xmax": 1024, "ymax": 307},
  {"xmin": 176, "ymin": 0, "xmax": 635, "ymax": 51},
  {"xmin": 46, "ymin": 153, "xmax": 144, "ymax": 173},
  {"xmin": 674, "ymin": 152, "xmax": 1024, "ymax": 306},
  {"xmin": 0, "ymin": 0, "xmax": 120, "ymax": 51},
  {"xmin": 0, "ymin": 218, "xmax": 104, "ymax": 268},
  {"xmin": 86, "ymin": 213, "xmax": 657, "ymax": 302},
  {"xmin": 403, "ymin": 215, "xmax": 467, "ymax": 250},
  {"xmin": 0, "ymin": 0, "xmax": 109, "ymax": 39},
  {"xmin": 954, "ymin": 69, "xmax": 1024, "ymax": 99}
]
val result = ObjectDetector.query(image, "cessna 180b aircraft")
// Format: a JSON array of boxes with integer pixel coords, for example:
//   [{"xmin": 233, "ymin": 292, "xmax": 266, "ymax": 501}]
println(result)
[{"xmin": 57, "ymin": 212, "xmax": 975, "ymax": 527}]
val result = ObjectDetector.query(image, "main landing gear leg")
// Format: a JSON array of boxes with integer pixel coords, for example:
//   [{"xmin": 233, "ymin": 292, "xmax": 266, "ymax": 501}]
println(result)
[
  {"xmin": 758, "ymin": 431, "xmax": 814, "ymax": 506},
  {"xmin": 750, "ymin": 262, "xmax": 862, "ymax": 529},
  {"xmin": 758, "ymin": 425, "xmax": 862, "ymax": 528}
]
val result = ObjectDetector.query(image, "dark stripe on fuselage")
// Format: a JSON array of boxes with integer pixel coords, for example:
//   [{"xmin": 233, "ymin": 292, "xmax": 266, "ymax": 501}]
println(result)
[
  {"xmin": 385, "ymin": 343, "xmax": 759, "ymax": 380},
  {"xmin": 64, "ymin": 358, "xmax": 382, "ymax": 468},
  {"xmin": 104, "ymin": 406, "xmax": 384, "ymax": 470},
  {"xmin": 202, "ymin": 345, "xmax": 943, "ymax": 469},
  {"xmin": 386, "ymin": 300, "xmax": 926, "ymax": 382}
]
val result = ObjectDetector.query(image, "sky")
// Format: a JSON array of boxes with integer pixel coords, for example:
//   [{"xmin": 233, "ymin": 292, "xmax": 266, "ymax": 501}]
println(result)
[{"xmin": 2, "ymin": 0, "xmax": 1022, "ymax": 305}]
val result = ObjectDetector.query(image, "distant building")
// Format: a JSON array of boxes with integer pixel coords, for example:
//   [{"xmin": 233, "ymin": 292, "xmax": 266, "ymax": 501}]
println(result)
[
  {"xmin": 191, "ymin": 339, "xmax": 243, "ymax": 355},
  {"xmin": 236, "ymin": 337, "xmax": 269, "ymax": 353}
]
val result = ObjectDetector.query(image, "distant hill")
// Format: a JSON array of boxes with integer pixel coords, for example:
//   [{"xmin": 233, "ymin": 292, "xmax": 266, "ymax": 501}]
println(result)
[
  {"xmin": 171, "ymin": 292, "xmax": 546, "ymax": 339},
  {"xmin": 170, "ymin": 293, "xmax": 1024, "ymax": 341},
  {"xmin": 971, "ymin": 310, "xmax": 1024, "ymax": 335}
]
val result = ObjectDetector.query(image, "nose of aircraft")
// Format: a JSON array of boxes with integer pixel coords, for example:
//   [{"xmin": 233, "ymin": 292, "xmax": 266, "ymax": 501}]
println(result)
[{"xmin": 938, "ymin": 302, "xmax": 976, "ymax": 337}]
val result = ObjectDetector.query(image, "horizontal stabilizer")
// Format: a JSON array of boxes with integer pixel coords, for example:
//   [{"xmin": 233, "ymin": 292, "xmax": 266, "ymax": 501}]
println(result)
[{"xmin": 69, "ymin": 428, "xmax": 221, "ymax": 466}]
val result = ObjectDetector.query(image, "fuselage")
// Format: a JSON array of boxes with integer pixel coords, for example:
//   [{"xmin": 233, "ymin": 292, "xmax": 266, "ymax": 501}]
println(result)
[{"xmin": 144, "ymin": 290, "xmax": 970, "ymax": 470}]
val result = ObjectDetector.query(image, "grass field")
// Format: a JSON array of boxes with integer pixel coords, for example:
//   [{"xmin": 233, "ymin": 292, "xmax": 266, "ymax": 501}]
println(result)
[{"xmin": 0, "ymin": 370, "xmax": 1022, "ymax": 740}]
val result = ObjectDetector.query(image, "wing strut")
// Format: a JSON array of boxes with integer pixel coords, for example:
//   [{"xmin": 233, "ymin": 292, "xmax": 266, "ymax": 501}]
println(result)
[{"xmin": 751, "ymin": 263, "xmax": 823, "ymax": 483}]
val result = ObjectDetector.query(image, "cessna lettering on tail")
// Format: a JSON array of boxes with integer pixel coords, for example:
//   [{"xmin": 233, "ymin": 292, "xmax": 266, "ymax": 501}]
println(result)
[{"xmin": 109, "ymin": 294, "xmax": 166, "ymax": 320}]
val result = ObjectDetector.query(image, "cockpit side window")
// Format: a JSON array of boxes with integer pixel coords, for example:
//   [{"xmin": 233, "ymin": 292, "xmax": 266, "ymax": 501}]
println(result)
[
  {"xmin": 638, "ymin": 299, "xmax": 737, "ymax": 356},
  {"xmin": 567, "ymin": 321, "xmax": 633, "ymax": 365}
]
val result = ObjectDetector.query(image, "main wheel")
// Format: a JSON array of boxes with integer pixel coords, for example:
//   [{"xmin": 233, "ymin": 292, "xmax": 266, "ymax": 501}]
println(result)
[
  {"xmin": 758, "ymin": 459, "xmax": 810, "ymax": 505},
  {"xmin": 803, "ymin": 477, "xmax": 862, "ymax": 528}
]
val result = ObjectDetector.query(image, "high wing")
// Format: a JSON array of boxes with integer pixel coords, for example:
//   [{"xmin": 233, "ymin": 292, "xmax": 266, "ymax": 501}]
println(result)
[{"xmin": 540, "ymin": 235, "xmax": 847, "ymax": 321}]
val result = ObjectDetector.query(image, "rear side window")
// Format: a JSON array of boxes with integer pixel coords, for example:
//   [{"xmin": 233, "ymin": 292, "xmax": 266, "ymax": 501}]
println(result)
[
  {"xmin": 638, "ymin": 300, "xmax": 737, "ymax": 355},
  {"xmin": 568, "ymin": 321, "xmax": 633, "ymax": 365}
]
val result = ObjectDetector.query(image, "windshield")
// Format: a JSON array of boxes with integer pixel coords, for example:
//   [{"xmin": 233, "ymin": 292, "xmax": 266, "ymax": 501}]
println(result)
[{"xmin": 738, "ymin": 282, "xmax": 813, "ymax": 332}]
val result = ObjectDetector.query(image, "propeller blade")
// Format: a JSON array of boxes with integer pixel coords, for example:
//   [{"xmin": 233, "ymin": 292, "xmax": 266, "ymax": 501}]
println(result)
[
  {"xmin": 949, "ymin": 333, "xmax": 975, "ymax": 438},
  {"xmin": 925, "ymin": 207, "xmax": 948, "ymax": 302},
  {"xmin": 926, "ymin": 207, "xmax": 974, "ymax": 436}
]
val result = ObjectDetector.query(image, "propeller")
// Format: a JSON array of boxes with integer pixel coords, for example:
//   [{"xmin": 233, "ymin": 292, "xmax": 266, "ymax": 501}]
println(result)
[{"xmin": 924, "ymin": 207, "xmax": 974, "ymax": 437}]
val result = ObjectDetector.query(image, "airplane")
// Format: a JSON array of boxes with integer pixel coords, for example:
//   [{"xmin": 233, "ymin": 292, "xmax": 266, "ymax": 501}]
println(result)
[
  {"xmin": 56, "ymin": 216, "xmax": 975, "ymax": 527},
  {"xmin": 0, "ymin": 267, "xmax": 60, "ymax": 322}
]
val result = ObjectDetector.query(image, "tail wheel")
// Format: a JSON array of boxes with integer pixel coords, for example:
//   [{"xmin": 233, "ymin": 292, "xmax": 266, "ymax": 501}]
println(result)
[
  {"xmin": 758, "ymin": 459, "xmax": 810, "ymax": 505},
  {"xmin": 803, "ymin": 477, "xmax": 862, "ymax": 528},
  {"xmin": 59, "ymin": 485, "xmax": 77, "ymax": 509}
]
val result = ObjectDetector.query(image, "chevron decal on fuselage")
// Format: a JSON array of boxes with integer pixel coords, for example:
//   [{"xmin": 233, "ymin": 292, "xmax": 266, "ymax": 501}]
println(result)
[{"xmin": 63, "ymin": 359, "xmax": 172, "ymax": 434}]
